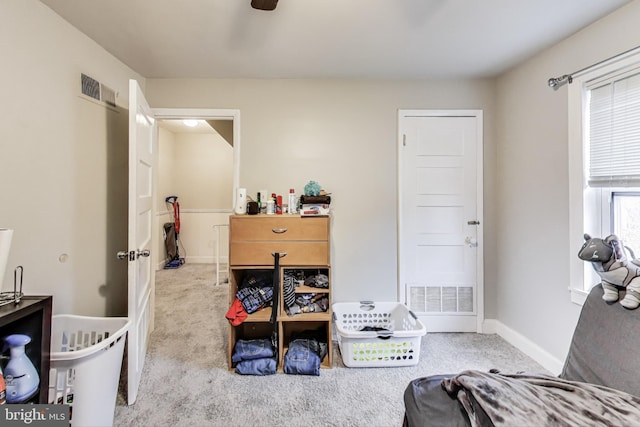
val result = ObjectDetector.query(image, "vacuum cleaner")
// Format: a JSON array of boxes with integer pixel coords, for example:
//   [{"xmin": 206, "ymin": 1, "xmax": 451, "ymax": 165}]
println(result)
[{"xmin": 164, "ymin": 196, "xmax": 185, "ymax": 269}]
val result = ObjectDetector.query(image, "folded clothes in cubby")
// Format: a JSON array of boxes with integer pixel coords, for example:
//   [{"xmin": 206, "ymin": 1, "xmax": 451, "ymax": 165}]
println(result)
[{"xmin": 232, "ymin": 338, "xmax": 277, "ymax": 376}]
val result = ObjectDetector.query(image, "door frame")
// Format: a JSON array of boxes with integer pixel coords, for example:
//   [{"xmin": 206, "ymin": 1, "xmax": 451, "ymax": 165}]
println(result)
[
  {"xmin": 152, "ymin": 108, "xmax": 241, "ymax": 270},
  {"xmin": 397, "ymin": 109, "xmax": 484, "ymax": 332}
]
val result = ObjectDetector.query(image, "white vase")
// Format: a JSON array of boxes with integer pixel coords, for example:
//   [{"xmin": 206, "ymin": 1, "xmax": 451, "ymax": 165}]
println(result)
[{"xmin": 0, "ymin": 228, "xmax": 14, "ymax": 289}]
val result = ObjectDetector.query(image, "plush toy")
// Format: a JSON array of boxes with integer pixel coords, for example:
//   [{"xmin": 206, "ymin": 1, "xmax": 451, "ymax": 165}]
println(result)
[
  {"xmin": 578, "ymin": 233, "xmax": 640, "ymax": 309},
  {"xmin": 304, "ymin": 181, "xmax": 322, "ymax": 196}
]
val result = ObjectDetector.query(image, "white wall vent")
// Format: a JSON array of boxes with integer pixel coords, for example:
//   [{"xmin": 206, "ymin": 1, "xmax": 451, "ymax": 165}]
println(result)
[
  {"xmin": 100, "ymin": 85, "xmax": 116, "ymax": 107},
  {"xmin": 81, "ymin": 73, "xmax": 116, "ymax": 107},
  {"xmin": 407, "ymin": 284, "xmax": 474, "ymax": 314}
]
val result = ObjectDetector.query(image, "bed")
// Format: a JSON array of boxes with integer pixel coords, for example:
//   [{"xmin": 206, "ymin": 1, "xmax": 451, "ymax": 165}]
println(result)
[{"xmin": 403, "ymin": 284, "xmax": 640, "ymax": 426}]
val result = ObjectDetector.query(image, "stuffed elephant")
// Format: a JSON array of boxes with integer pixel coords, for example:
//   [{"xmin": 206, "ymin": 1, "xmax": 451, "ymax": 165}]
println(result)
[{"xmin": 578, "ymin": 233, "xmax": 640, "ymax": 309}]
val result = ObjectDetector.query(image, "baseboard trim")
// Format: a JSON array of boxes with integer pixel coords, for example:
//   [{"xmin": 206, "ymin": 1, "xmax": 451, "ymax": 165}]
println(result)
[
  {"xmin": 185, "ymin": 256, "xmax": 229, "ymax": 264},
  {"xmin": 155, "ymin": 259, "xmax": 225, "ymax": 270},
  {"xmin": 483, "ymin": 319, "xmax": 563, "ymax": 375}
]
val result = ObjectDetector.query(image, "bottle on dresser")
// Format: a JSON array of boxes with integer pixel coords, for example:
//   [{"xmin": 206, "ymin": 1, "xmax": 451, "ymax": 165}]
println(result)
[{"xmin": 288, "ymin": 189, "xmax": 297, "ymax": 214}]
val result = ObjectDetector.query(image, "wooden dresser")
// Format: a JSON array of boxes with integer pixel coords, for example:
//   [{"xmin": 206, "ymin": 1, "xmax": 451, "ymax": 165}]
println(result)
[{"xmin": 227, "ymin": 214, "xmax": 332, "ymax": 370}]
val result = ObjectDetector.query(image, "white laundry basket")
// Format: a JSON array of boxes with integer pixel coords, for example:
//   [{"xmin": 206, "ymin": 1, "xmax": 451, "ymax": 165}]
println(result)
[
  {"xmin": 333, "ymin": 301, "xmax": 426, "ymax": 367},
  {"xmin": 49, "ymin": 315, "xmax": 130, "ymax": 427}
]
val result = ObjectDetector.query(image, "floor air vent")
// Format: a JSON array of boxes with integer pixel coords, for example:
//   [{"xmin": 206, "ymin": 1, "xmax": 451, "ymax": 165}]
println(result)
[{"xmin": 408, "ymin": 285, "xmax": 474, "ymax": 313}]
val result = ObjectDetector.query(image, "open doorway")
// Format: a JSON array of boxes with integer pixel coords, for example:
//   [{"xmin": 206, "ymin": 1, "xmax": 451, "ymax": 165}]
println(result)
[{"xmin": 152, "ymin": 109, "xmax": 240, "ymax": 273}]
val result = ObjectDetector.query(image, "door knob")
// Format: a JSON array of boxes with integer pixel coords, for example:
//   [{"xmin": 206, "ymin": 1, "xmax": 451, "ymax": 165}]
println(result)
[
  {"xmin": 465, "ymin": 237, "xmax": 478, "ymax": 248},
  {"xmin": 117, "ymin": 251, "xmax": 130, "ymax": 260},
  {"xmin": 137, "ymin": 249, "xmax": 150, "ymax": 258}
]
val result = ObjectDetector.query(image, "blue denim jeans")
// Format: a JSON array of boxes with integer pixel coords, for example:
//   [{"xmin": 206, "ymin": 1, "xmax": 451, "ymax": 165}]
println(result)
[
  {"xmin": 283, "ymin": 339, "xmax": 321, "ymax": 376},
  {"xmin": 235, "ymin": 357, "xmax": 277, "ymax": 376},
  {"xmin": 232, "ymin": 338, "xmax": 275, "ymax": 363}
]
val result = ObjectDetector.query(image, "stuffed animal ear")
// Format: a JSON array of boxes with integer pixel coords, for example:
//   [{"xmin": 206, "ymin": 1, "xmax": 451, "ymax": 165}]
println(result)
[
  {"xmin": 606, "ymin": 235, "xmax": 625, "ymax": 260},
  {"xmin": 584, "ymin": 233, "xmax": 591, "ymax": 241},
  {"xmin": 605, "ymin": 234, "xmax": 620, "ymax": 243}
]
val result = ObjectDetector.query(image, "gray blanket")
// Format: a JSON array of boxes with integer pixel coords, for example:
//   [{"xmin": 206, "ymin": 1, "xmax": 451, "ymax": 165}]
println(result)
[{"xmin": 442, "ymin": 370, "xmax": 640, "ymax": 427}]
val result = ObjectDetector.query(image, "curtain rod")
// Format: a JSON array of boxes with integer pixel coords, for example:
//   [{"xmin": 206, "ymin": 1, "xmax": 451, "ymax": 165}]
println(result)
[{"xmin": 547, "ymin": 45, "xmax": 640, "ymax": 90}]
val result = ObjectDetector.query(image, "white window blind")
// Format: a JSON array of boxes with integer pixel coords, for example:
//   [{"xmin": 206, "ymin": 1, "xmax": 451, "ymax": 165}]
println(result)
[{"xmin": 588, "ymin": 70, "xmax": 640, "ymax": 187}]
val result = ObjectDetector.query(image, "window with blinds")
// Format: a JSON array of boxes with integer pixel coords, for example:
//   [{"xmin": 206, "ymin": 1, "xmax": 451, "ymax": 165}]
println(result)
[
  {"xmin": 569, "ymin": 52, "xmax": 640, "ymax": 302},
  {"xmin": 587, "ymin": 70, "xmax": 640, "ymax": 187}
]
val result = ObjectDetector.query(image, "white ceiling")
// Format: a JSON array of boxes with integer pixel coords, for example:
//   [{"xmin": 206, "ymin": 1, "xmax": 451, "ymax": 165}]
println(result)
[
  {"xmin": 157, "ymin": 119, "xmax": 217, "ymax": 134},
  {"xmin": 39, "ymin": 0, "xmax": 632, "ymax": 79}
]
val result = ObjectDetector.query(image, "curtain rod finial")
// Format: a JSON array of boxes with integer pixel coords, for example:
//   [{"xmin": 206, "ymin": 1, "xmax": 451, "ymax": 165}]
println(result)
[{"xmin": 547, "ymin": 75, "xmax": 571, "ymax": 90}]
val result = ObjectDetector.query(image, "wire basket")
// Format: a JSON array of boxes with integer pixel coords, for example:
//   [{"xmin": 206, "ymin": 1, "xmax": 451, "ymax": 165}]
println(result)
[{"xmin": 0, "ymin": 266, "xmax": 24, "ymax": 308}]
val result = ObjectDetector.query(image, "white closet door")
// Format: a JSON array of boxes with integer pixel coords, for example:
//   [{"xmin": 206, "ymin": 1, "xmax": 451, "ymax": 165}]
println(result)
[{"xmin": 398, "ymin": 110, "xmax": 483, "ymax": 332}]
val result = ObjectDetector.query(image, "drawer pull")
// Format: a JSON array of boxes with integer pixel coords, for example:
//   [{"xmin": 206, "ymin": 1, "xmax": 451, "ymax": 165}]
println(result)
[
  {"xmin": 271, "ymin": 252, "xmax": 287, "ymax": 258},
  {"xmin": 272, "ymin": 228, "xmax": 288, "ymax": 234}
]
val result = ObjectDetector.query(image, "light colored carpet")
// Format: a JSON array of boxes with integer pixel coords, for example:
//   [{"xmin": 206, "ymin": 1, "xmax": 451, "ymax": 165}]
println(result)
[{"xmin": 113, "ymin": 264, "xmax": 547, "ymax": 427}]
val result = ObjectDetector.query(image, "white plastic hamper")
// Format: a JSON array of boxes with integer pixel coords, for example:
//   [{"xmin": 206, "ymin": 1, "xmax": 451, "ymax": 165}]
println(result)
[
  {"xmin": 49, "ymin": 315, "xmax": 131, "ymax": 427},
  {"xmin": 333, "ymin": 301, "xmax": 426, "ymax": 367}
]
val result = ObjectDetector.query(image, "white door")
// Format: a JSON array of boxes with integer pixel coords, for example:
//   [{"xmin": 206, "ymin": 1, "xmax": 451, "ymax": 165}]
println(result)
[
  {"xmin": 398, "ymin": 110, "xmax": 483, "ymax": 332},
  {"xmin": 126, "ymin": 79, "xmax": 156, "ymax": 404}
]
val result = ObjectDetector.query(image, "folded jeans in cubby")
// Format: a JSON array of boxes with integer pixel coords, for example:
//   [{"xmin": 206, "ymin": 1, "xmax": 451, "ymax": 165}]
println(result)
[
  {"xmin": 232, "ymin": 338, "xmax": 275, "ymax": 362},
  {"xmin": 233, "ymin": 338, "xmax": 277, "ymax": 376},
  {"xmin": 283, "ymin": 339, "xmax": 325, "ymax": 376},
  {"xmin": 235, "ymin": 358, "xmax": 276, "ymax": 376}
]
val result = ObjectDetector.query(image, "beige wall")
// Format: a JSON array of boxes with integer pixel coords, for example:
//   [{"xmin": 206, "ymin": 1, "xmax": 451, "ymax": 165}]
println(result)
[
  {"xmin": 145, "ymin": 79, "xmax": 498, "ymax": 306},
  {"xmin": 494, "ymin": 0, "xmax": 640, "ymax": 364},
  {"xmin": 171, "ymin": 132, "xmax": 233, "ymax": 209},
  {"xmin": 0, "ymin": 0, "xmax": 144, "ymax": 316},
  {"xmin": 156, "ymin": 128, "xmax": 233, "ymax": 266}
]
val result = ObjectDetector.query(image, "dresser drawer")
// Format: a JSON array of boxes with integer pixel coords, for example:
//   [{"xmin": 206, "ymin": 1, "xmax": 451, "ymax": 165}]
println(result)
[
  {"xmin": 230, "ymin": 216, "xmax": 328, "ymax": 242},
  {"xmin": 230, "ymin": 241, "xmax": 329, "ymax": 266}
]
